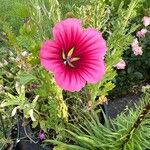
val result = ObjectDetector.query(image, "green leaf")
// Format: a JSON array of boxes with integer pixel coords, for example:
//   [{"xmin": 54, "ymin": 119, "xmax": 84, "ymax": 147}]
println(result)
[
  {"xmin": 32, "ymin": 121, "xmax": 38, "ymax": 128},
  {"xmin": 134, "ymin": 72, "xmax": 143, "ymax": 79},
  {"xmin": 17, "ymin": 72, "xmax": 36, "ymax": 85},
  {"xmin": 40, "ymin": 120, "xmax": 47, "ymax": 132}
]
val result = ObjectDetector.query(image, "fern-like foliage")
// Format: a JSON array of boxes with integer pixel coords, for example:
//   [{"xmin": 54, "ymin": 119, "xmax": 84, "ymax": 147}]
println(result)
[
  {"xmin": 77, "ymin": 0, "xmax": 142, "ymax": 100},
  {"xmin": 46, "ymin": 89, "xmax": 150, "ymax": 150}
]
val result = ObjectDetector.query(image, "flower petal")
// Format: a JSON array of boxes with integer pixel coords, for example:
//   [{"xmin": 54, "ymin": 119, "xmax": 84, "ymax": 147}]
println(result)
[
  {"xmin": 53, "ymin": 18, "xmax": 82, "ymax": 52},
  {"xmin": 76, "ymin": 59, "xmax": 105, "ymax": 83},
  {"xmin": 40, "ymin": 40, "xmax": 62, "ymax": 71},
  {"xmin": 74, "ymin": 28, "xmax": 106, "ymax": 58},
  {"xmin": 54, "ymin": 68, "xmax": 86, "ymax": 92}
]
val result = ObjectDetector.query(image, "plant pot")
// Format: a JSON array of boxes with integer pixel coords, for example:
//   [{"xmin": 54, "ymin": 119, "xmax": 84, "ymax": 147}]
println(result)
[{"xmin": 15, "ymin": 140, "xmax": 52, "ymax": 150}]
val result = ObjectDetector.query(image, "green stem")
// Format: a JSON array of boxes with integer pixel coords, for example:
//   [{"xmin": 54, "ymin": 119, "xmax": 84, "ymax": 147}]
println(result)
[
  {"xmin": 0, "ymin": 113, "xmax": 7, "ymax": 138},
  {"xmin": 122, "ymin": 0, "xmax": 137, "ymax": 29}
]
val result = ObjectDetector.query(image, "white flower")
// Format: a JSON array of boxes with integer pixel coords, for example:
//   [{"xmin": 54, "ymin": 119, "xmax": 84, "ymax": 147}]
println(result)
[{"xmin": 21, "ymin": 51, "xmax": 29, "ymax": 57}]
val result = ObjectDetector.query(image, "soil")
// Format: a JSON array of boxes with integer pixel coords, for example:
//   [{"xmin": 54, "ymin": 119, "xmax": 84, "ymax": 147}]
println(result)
[{"xmin": 107, "ymin": 93, "xmax": 141, "ymax": 118}]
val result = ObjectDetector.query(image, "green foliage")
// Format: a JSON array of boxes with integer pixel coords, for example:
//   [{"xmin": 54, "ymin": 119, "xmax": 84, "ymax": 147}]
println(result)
[
  {"xmin": 26, "ymin": 0, "xmax": 61, "ymax": 40},
  {"xmin": 47, "ymin": 89, "xmax": 150, "ymax": 150},
  {"xmin": 0, "ymin": 0, "xmax": 29, "ymax": 34},
  {"xmin": 1, "ymin": 85, "xmax": 38, "ymax": 121},
  {"xmin": 85, "ymin": 0, "xmax": 141, "ymax": 100},
  {"xmin": 0, "ymin": 0, "xmax": 144, "ymax": 101},
  {"xmin": 0, "ymin": 0, "xmax": 150, "ymax": 148},
  {"xmin": 112, "ymin": 19, "xmax": 150, "ymax": 96},
  {"xmin": 17, "ymin": 71, "xmax": 37, "ymax": 85}
]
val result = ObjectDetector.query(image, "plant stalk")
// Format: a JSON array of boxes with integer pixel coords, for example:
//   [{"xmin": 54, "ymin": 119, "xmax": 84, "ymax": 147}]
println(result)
[{"xmin": 0, "ymin": 112, "xmax": 7, "ymax": 138}]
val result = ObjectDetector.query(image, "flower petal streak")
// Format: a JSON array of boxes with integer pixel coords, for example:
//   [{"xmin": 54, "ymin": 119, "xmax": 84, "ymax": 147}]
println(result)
[
  {"xmin": 53, "ymin": 19, "xmax": 82, "ymax": 51},
  {"xmin": 75, "ymin": 28, "xmax": 106, "ymax": 58},
  {"xmin": 77, "ymin": 60, "xmax": 105, "ymax": 83},
  {"xmin": 40, "ymin": 40, "xmax": 62, "ymax": 71},
  {"xmin": 55, "ymin": 68, "xmax": 86, "ymax": 92}
]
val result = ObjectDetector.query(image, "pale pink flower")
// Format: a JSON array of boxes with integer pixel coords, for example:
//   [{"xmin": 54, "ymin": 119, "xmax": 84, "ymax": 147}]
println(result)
[
  {"xmin": 142, "ymin": 16, "xmax": 150, "ymax": 27},
  {"xmin": 132, "ymin": 45, "xmax": 143, "ymax": 56},
  {"xmin": 131, "ymin": 38, "xmax": 143, "ymax": 56},
  {"xmin": 136, "ymin": 28, "xmax": 148, "ymax": 38},
  {"xmin": 40, "ymin": 18, "xmax": 106, "ymax": 92},
  {"xmin": 131, "ymin": 38, "xmax": 139, "ymax": 47},
  {"xmin": 114, "ymin": 59, "xmax": 126, "ymax": 70}
]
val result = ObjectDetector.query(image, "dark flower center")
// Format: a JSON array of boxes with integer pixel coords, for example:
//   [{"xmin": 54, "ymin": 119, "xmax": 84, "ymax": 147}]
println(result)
[{"xmin": 62, "ymin": 48, "xmax": 80, "ymax": 67}]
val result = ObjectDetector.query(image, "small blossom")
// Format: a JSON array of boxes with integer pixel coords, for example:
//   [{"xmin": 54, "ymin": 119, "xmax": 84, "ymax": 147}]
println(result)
[
  {"xmin": 136, "ymin": 28, "xmax": 148, "ymax": 38},
  {"xmin": 132, "ymin": 45, "xmax": 143, "ymax": 56},
  {"xmin": 114, "ymin": 59, "xmax": 126, "ymax": 70},
  {"xmin": 38, "ymin": 131, "xmax": 45, "ymax": 140},
  {"xmin": 131, "ymin": 38, "xmax": 139, "ymax": 47},
  {"xmin": 21, "ymin": 51, "xmax": 29, "ymax": 57},
  {"xmin": 131, "ymin": 38, "xmax": 143, "ymax": 56},
  {"xmin": 142, "ymin": 16, "xmax": 150, "ymax": 27}
]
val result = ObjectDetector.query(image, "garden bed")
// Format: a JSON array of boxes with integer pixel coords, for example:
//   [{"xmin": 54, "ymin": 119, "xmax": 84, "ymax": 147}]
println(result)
[{"xmin": 0, "ymin": 0, "xmax": 150, "ymax": 149}]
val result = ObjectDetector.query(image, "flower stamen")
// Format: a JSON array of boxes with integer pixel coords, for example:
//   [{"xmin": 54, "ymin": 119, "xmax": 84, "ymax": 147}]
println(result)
[
  {"xmin": 62, "ymin": 48, "xmax": 79, "ymax": 68},
  {"xmin": 67, "ymin": 61, "xmax": 75, "ymax": 67},
  {"xmin": 67, "ymin": 48, "xmax": 74, "ymax": 57},
  {"xmin": 70, "ymin": 57, "xmax": 80, "ymax": 62},
  {"xmin": 62, "ymin": 50, "xmax": 66, "ymax": 60}
]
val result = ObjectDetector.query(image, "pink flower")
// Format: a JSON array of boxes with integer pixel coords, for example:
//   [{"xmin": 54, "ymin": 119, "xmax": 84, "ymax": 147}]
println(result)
[
  {"xmin": 38, "ymin": 131, "xmax": 45, "ymax": 140},
  {"xmin": 40, "ymin": 18, "xmax": 106, "ymax": 92},
  {"xmin": 114, "ymin": 59, "xmax": 126, "ymax": 70},
  {"xmin": 132, "ymin": 46, "xmax": 143, "ymax": 56},
  {"xmin": 136, "ymin": 28, "xmax": 148, "ymax": 38},
  {"xmin": 131, "ymin": 38, "xmax": 139, "ymax": 47},
  {"xmin": 142, "ymin": 16, "xmax": 150, "ymax": 27},
  {"xmin": 131, "ymin": 38, "xmax": 143, "ymax": 56}
]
